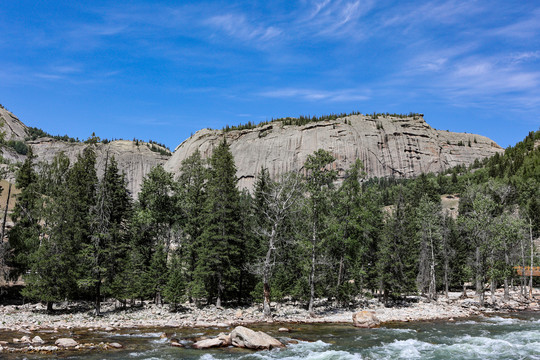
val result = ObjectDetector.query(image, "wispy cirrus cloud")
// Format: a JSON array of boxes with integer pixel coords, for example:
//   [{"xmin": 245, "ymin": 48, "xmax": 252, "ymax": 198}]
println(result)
[
  {"xmin": 259, "ymin": 88, "xmax": 370, "ymax": 102},
  {"xmin": 204, "ymin": 13, "xmax": 282, "ymax": 43}
]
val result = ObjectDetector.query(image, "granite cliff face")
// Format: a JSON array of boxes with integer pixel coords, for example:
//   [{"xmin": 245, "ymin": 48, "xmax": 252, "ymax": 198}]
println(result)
[
  {"xmin": 1, "ymin": 107, "xmax": 504, "ymax": 196},
  {"xmin": 0, "ymin": 107, "xmax": 168, "ymax": 196},
  {"xmin": 28, "ymin": 139, "xmax": 169, "ymax": 197},
  {"xmin": 165, "ymin": 114, "xmax": 504, "ymax": 191}
]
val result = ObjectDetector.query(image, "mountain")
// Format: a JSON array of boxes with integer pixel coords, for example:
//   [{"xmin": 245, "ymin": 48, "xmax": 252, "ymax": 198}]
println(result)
[
  {"xmin": 0, "ymin": 106, "xmax": 169, "ymax": 197},
  {"xmin": 1, "ymin": 107, "xmax": 505, "ymax": 194},
  {"xmin": 166, "ymin": 114, "xmax": 504, "ymax": 191}
]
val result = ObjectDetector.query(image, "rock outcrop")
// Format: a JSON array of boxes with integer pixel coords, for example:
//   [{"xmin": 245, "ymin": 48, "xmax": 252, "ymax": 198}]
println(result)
[
  {"xmin": 166, "ymin": 114, "xmax": 504, "ymax": 191},
  {"xmin": 28, "ymin": 138, "xmax": 169, "ymax": 197},
  {"xmin": 0, "ymin": 107, "xmax": 28, "ymax": 142},
  {"xmin": 0, "ymin": 107, "xmax": 169, "ymax": 197}
]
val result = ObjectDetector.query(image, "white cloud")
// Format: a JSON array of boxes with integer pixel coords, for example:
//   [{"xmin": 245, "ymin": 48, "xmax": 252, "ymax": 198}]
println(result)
[{"xmin": 259, "ymin": 88, "xmax": 370, "ymax": 102}]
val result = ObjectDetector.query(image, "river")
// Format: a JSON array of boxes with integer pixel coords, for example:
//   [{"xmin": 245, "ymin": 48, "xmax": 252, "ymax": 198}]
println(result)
[{"xmin": 3, "ymin": 312, "xmax": 539, "ymax": 359}]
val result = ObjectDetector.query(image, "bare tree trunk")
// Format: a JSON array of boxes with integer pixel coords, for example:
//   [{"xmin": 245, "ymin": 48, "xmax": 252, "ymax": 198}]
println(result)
[
  {"xmin": 308, "ymin": 223, "xmax": 316, "ymax": 317},
  {"xmin": 0, "ymin": 182, "xmax": 12, "ymax": 242},
  {"xmin": 520, "ymin": 233, "xmax": 527, "ymax": 297},
  {"xmin": 216, "ymin": 273, "xmax": 222, "ymax": 308},
  {"xmin": 46, "ymin": 301, "xmax": 53, "ymax": 313},
  {"xmin": 262, "ymin": 226, "xmax": 276, "ymax": 319},
  {"xmin": 95, "ymin": 279, "xmax": 101, "ymax": 316},
  {"xmin": 429, "ymin": 228, "xmax": 437, "ymax": 301},
  {"xmin": 490, "ymin": 278, "xmax": 496, "ymax": 304},
  {"xmin": 530, "ymin": 218, "xmax": 534, "ymax": 300}
]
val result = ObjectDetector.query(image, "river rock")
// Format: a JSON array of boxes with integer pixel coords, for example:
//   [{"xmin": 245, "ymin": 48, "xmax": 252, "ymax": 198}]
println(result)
[
  {"xmin": 192, "ymin": 337, "xmax": 225, "ymax": 349},
  {"xmin": 352, "ymin": 311, "xmax": 380, "ymax": 328},
  {"xmin": 217, "ymin": 332, "xmax": 232, "ymax": 346},
  {"xmin": 32, "ymin": 336, "xmax": 45, "ymax": 344},
  {"xmin": 278, "ymin": 327, "xmax": 290, "ymax": 332},
  {"xmin": 55, "ymin": 338, "xmax": 79, "ymax": 347},
  {"xmin": 109, "ymin": 342, "xmax": 123, "ymax": 349},
  {"xmin": 230, "ymin": 326, "xmax": 284, "ymax": 350},
  {"xmin": 20, "ymin": 335, "xmax": 31, "ymax": 343}
]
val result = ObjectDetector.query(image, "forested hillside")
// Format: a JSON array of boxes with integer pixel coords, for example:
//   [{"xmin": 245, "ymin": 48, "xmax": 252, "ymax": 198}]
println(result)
[{"xmin": 0, "ymin": 130, "xmax": 538, "ymax": 315}]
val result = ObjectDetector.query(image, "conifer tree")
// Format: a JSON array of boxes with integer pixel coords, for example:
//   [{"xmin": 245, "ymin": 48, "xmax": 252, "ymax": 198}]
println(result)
[
  {"xmin": 304, "ymin": 149, "xmax": 336, "ymax": 316},
  {"xmin": 193, "ymin": 139, "xmax": 241, "ymax": 306},
  {"xmin": 176, "ymin": 150, "xmax": 207, "ymax": 300}
]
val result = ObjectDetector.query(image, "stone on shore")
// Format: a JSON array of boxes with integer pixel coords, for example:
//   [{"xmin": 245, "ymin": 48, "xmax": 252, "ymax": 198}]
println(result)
[
  {"xmin": 32, "ymin": 335, "xmax": 45, "ymax": 344},
  {"xmin": 352, "ymin": 311, "xmax": 380, "ymax": 328},
  {"xmin": 192, "ymin": 338, "xmax": 225, "ymax": 349},
  {"xmin": 109, "ymin": 342, "xmax": 123, "ymax": 349},
  {"xmin": 230, "ymin": 326, "xmax": 284, "ymax": 350},
  {"xmin": 217, "ymin": 332, "xmax": 232, "ymax": 346},
  {"xmin": 55, "ymin": 338, "xmax": 79, "ymax": 348}
]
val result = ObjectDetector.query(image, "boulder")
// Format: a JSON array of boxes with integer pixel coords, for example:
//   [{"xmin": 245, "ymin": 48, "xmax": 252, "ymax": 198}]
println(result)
[
  {"xmin": 192, "ymin": 338, "xmax": 225, "ymax": 349},
  {"xmin": 230, "ymin": 326, "xmax": 284, "ymax": 350},
  {"xmin": 55, "ymin": 338, "xmax": 79, "ymax": 348},
  {"xmin": 32, "ymin": 336, "xmax": 45, "ymax": 344},
  {"xmin": 109, "ymin": 342, "xmax": 123, "ymax": 349},
  {"xmin": 217, "ymin": 332, "xmax": 232, "ymax": 346},
  {"xmin": 278, "ymin": 327, "xmax": 290, "ymax": 332},
  {"xmin": 170, "ymin": 340, "xmax": 184, "ymax": 347},
  {"xmin": 352, "ymin": 311, "xmax": 380, "ymax": 328},
  {"xmin": 20, "ymin": 335, "xmax": 31, "ymax": 343}
]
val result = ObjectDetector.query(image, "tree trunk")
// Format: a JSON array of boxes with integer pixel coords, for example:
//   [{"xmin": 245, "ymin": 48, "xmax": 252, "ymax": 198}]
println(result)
[
  {"xmin": 529, "ymin": 218, "xmax": 534, "ymax": 300},
  {"xmin": 95, "ymin": 279, "xmax": 101, "ymax": 316},
  {"xmin": 429, "ymin": 229, "xmax": 437, "ymax": 301},
  {"xmin": 490, "ymin": 279, "xmax": 496, "ymax": 304},
  {"xmin": 216, "ymin": 273, "xmax": 222, "ymax": 308},
  {"xmin": 308, "ymin": 223, "xmax": 316, "ymax": 317},
  {"xmin": 46, "ymin": 301, "xmax": 53, "ymax": 313},
  {"xmin": 0, "ymin": 182, "xmax": 12, "ymax": 242},
  {"xmin": 262, "ymin": 226, "xmax": 276, "ymax": 319},
  {"xmin": 504, "ymin": 251, "xmax": 510, "ymax": 301}
]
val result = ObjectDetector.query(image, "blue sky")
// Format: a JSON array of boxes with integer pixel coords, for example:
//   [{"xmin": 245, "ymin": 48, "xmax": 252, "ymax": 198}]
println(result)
[{"xmin": 0, "ymin": 0, "xmax": 539, "ymax": 149}]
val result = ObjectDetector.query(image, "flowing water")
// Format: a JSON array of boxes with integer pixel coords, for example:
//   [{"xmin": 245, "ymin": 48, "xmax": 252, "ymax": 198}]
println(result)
[{"xmin": 3, "ymin": 312, "xmax": 539, "ymax": 359}]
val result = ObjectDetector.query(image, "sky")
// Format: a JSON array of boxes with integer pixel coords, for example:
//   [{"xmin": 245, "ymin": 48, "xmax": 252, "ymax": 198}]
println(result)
[{"xmin": 0, "ymin": 0, "xmax": 539, "ymax": 150}]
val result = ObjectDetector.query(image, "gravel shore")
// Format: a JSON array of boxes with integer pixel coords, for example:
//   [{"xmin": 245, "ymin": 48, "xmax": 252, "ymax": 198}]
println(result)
[{"xmin": 1, "ymin": 289, "xmax": 538, "ymax": 334}]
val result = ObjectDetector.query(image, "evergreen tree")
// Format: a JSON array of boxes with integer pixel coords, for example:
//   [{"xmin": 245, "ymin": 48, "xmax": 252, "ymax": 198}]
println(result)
[
  {"xmin": 8, "ymin": 147, "xmax": 40, "ymax": 277},
  {"xmin": 192, "ymin": 139, "xmax": 242, "ymax": 306},
  {"xmin": 176, "ymin": 150, "xmax": 207, "ymax": 300},
  {"xmin": 164, "ymin": 253, "xmax": 185, "ymax": 310},
  {"xmin": 304, "ymin": 149, "xmax": 336, "ymax": 315}
]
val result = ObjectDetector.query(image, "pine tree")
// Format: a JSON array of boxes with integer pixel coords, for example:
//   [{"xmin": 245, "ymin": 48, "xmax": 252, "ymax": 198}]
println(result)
[
  {"xmin": 176, "ymin": 150, "xmax": 207, "ymax": 300},
  {"xmin": 164, "ymin": 253, "xmax": 185, "ymax": 310},
  {"xmin": 192, "ymin": 139, "xmax": 242, "ymax": 306},
  {"xmin": 78, "ymin": 155, "xmax": 132, "ymax": 315},
  {"xmin": 8, "ymin": 147, "xmax": 40, "ymax": 277}
]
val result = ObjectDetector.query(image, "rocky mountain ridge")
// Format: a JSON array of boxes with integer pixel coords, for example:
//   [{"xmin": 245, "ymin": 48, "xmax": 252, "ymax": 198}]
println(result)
[
  {"xmin": 166, "ymin": 114, "xmax": 504, "ymax": 191},
  {"xmin": 0, "ymin": 107, "xmax": 169, "ymax": 197},
  {"xmin": 1, "ymin": 107, "xmax": 504, "ymax": 195}
]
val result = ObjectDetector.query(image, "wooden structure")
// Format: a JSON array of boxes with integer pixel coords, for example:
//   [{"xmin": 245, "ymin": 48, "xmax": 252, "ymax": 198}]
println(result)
[{"xmin": 514, "ymin": 266, "xmax": 540, "ymax": 277}]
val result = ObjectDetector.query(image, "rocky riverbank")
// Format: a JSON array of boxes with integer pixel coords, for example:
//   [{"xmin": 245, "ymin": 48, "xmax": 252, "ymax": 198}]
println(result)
[{"xmin": 0, "ymin": 288, "xmax": 538, "ymax": 354}]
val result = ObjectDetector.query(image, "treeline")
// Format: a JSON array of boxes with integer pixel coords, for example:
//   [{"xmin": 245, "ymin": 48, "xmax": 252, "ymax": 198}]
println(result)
[
  {"xmin": 220, "ymin": 111, "xmax": 424, "ymax": 132},
  {"xmin": 24, "ymin": 127, "xmax": 171, "ymax": 155},
  {"xmin": 2, "ymin": 130, "xmax": 539, "ymax": 315}
]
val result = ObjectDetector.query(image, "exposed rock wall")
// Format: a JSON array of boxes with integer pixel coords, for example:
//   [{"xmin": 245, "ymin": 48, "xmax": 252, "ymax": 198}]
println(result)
[
  {"xmin": 165, "ymin": 115, "xmax": 504, "ymax": 191},
  {"xmin": 0, "ymin": 108, "xmax": 168, "ymax": 197},
  {"xmin": 28, "ymin": 139, "xmax": 169, "ymax": 197},
  {"xmin": 0, "ymin": 107, "xmax": 29, "ymax": 142}
]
